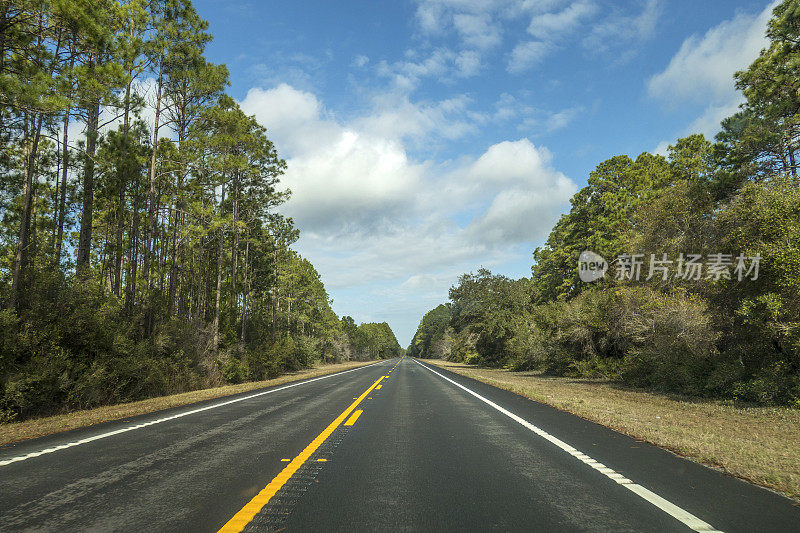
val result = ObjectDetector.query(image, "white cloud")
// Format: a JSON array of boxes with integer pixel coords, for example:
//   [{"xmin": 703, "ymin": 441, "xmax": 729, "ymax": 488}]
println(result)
[
  {"xmin": 240, "ymin": 84, "xmax": 340, "ymax": 155},
  {"xmin": 528, "ymin": 0, "xmax": 597, "ymax": 39},
  {"xmin": 241, "ymin": 85, "xmax": 425, "ymax": 234},
  {"xmin": 353, "ymin": 55, "xmax": 369, "ymax": 68},
  {"xmin": 545, "ymin": 106, "xmax": 582, "ymax": 131},
  {"xmin": 404, "ymin": 1, "xmax": 602, "ymax": 85},
  {"xmin": 464, "ymin": 139, "xmax": 577, "ymax": 243},
  {"xmin": 455, "ymin": 50, "xmax": 482, "ymax": 77},
  {"xmin": 507, "ymin": 41, "xmax": 550, "ymax": 73},
  {"xmin": 240, "ymin": 83, "xmax": 576, "ymax": 343},
  {"xmin": 353, "ymin": 93, "xmax": 476, "ymax": 147},
  {"xmin": 376, "ymin": 48, "xmax": 483, "ymax": 90},
  {"xmin": 584, "ymin": 0, "xmax": 661, "ymax": 53},
  {"xmin": 493, "ymin": 93, "xmax": 520, "ymax": 121},
  {"xmin": 652, "ymin": 140, "xmax": 670, "ymax": 157},
  {"xmin": 453, "ymin": 12, "xmax": 502, "ymax": 49},
  {"xmin": 649, "ymin": 1, "xmax": 776, "ymax": 148},
  {"xmin": 416, "ymin": 2, "xmax": 445, "ymax": 33},
  {"xmin": 685, "ymin": 98, "xmax": 744, "ymax": 139},
  {"xmin": 648, "ymin": 2, "xmax": 774, "ymax": 105}
]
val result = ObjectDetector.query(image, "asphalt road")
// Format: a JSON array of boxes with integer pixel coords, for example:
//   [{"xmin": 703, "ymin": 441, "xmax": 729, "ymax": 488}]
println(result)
[{"xmin": 1, "ymin": 356, "xmax": 798, "ymax": 532}]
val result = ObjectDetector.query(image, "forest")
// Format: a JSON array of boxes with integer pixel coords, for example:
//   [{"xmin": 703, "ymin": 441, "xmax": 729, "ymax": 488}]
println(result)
[
  {"xmin": 409, "ymin": 1, "xmax": 800, "ymax": 406},
  {"xmin": 0, "ymin": 0, "xmax": 402, "ymax": 423}
]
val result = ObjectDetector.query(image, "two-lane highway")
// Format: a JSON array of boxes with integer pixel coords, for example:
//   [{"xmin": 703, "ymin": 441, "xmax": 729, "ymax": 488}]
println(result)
[{"xmin": 1, "ymin": 357, "xmax": 799, "ymax": 532}]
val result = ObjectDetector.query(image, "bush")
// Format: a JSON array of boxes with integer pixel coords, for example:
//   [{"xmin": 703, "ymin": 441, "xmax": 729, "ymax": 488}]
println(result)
[
  {"xmin": 614, "ymin": 288, "xmax": 719, "ymax": 394},
  {"xmin": 221, "ymin": 357, "xmax": 248, "ymax": 384},
  {"xmin": 502, "ymin": 287, "xmax": 721, "ymax": 393}
]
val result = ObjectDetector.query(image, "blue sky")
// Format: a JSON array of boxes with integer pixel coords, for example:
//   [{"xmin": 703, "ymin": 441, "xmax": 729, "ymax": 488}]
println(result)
[{"xmin": 191, "ymin": 0, "xmax": 776, "ymax": 345}]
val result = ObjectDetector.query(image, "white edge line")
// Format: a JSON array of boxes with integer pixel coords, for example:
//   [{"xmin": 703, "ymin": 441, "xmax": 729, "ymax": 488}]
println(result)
[
  {"xmin": 413, "ymin": 359, "xmax": 723, "ymax": 533},
  {"xmin": 0, "ymin": 360, "xmax": 386, "ymax": 467}
]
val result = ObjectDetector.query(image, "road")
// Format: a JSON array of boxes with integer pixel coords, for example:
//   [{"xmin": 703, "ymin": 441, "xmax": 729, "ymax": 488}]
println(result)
[{"xmin": 1, "ymin": 356, "xmax": 798, "ymax": 532}]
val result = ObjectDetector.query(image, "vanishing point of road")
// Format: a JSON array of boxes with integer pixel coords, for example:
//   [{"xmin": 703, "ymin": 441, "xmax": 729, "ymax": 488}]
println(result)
[{"xmin": 1, "ymin": 356, "xmax": 798, "ymax": 532}]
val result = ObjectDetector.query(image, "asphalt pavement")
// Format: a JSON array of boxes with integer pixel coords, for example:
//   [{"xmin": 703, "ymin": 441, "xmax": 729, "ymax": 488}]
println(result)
[{"xmin": 1, "ymin": 356, "xmax": 798, "ymax": 532}]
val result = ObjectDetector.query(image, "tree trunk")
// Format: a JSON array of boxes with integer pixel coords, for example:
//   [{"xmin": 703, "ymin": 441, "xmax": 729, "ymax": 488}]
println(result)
[
  {"xmin": 55, "ymin": 76, "xmax": 72, "ymax": 265},
  {"xmin": 143, "ymin": 58, "xmax": 164, "ymax": 299},
  {"xmin": 232, "ymin": 171, "xmax": 239, "ymax": 300},
  {"xmin": 239, "ymin": 229, "xmax": 249, "ymax": 347},
  {"xmin": 271, "ymin": 247, "xmax": 278, "ymax": 335},
  {"xmin": 125, "ymin": 179, "xmax": 141, "ymax": 312},
  {"xmin": 11, "ymin": 114, "xmax": 43, "ymax": 310},
  {"xmin": 77, "ymin": 97, "xmax": 100, "ymax": 274},
  {"xmin": 113, "ymin": 76, "xmax": 133, "ymax": 296},
  {"xmin": 213, "ymin": 183, "xmax": 226, "ymax": 350}
]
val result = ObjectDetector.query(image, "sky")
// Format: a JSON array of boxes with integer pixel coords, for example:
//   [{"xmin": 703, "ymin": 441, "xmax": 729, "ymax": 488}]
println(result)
[{"xmin": 190, "ymin": 0, "xmax": 778, "ymax": 346}]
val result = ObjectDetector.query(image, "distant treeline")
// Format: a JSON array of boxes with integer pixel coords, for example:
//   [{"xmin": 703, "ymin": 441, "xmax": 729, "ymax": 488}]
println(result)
[
  {"xmin": 0, "ymin": 0, "xmax": 401, "ymax": 423},
  {"xmin": 409, "ymin": 1, "xmax": 800, "ymax": 406}
]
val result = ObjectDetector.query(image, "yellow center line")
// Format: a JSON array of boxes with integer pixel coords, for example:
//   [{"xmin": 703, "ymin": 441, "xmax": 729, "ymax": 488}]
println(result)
[
  {"xmin": 344, "ymin": 409, "xmax": 363, "ymax": 426},
  {"xmin": 217, "ymin": 374, "xmax": 385, "ymax": 533}
]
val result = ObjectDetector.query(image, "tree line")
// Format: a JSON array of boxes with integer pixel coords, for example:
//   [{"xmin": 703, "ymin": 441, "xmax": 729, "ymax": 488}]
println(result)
[
  {"xmin": 409, "ymin": 0, "xmax": 800, "ymax": 406},
  {"xmin": 0, "ymin": 0, "xmax": 402, "ymax": 423}
]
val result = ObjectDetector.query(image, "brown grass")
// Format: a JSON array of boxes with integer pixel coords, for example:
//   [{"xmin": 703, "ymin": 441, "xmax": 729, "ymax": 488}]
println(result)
[
  {"xmin": 0, "ymin": 361, "xmax": 374, "ymax": 446},
  {"xmin": 426, "ymin": 360, "xmax": 800, "ymax": 501}
]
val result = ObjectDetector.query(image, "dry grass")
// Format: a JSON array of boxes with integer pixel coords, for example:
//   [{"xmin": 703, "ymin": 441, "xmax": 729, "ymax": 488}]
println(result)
[
  {"xmin": 0, "ymin": 361, "xmax": 374, "ymax": 446},
  {"xmin": 427, "ymin": 360, "xmax": 800, "ymax": 501}
]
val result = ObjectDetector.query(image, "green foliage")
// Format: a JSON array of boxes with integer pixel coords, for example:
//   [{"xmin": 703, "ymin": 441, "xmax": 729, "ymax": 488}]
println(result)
[
  {"xmin": 531, "ymin": 153, "xmax": 673, "ymax": 302},
  {"xmin": 345, "ymin": 320, "xmax": 403, "ymax": 360},
  {"xmin": 445, "ymin": 269, "xmax": 532, "ymax": 367},
  {"xmin": 720, "ymin": 0, "xmax": 800, "ymax": 181},
  {"xmin": 407, "ymin": 304, "xmax": 453, "ymax": 359},
  {"xmin": 0, "ymin": 0, "xmax": 401, "ymax": 423}
]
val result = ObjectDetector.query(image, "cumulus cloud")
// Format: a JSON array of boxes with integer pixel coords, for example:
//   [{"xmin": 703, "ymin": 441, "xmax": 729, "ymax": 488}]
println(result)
[
  {"xmin": 649, "ymin": 1, "xmax": 776, "ymax": 147},
  {"xmin": 647, "ymin": 2, "xmax": 774, "ymax": 105},
  {"xmin": 239, "ymin": 84, "xmax": 340, "ymax": 155},
  {"xmin": 583, "ymin": 0, "xmax": 661, "ymax": 54},
  {"xmin": 453, "ymin": 12, "xmax": 503, "ymax": 49},
  {"xmin": 464, "ymin": 139, "xmax": 577, "ymax": 243},
  {"xmin": 241, "ymin": 85, "xmax": 425, "ymax": 235},
  {"xmin": 528, "ymin": 0, "xmax": 597, "ymax": 40},
  {"xmin": 507, "ymin": 41, "xmax": 550, "ymax": 73},
  {"xmin": 240, "ymin": 83, "xmax": 576, "ymax": 343},
  {"xmin": 352, "ymin": 54, "xmax": 369, "ymax": 68},
  {"xmin": 241, "ymin": 83, "xmax": 574, "ymax": 269},
  {"xmin": 376, "ymin": 47, "xmax": 484, "ymax": 90},
  {"xmin": 353, "ymin": 93, "xmax": 476, "ymax": 145}
]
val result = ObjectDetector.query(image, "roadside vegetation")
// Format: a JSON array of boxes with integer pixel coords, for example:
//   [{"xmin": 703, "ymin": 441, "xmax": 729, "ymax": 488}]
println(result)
[
  {"xmin": 0, "ymin": 0, "xmax": 402, "ymax": 424},
  {"xmin": 427, "ymin": 360, "xmax": 800, "ymax": 501},
  {"xmin": 0, "ymin": 360, "xmax": 373, "ymax": 446},
  {"xmin": 409, "ymin": 1, "xmax": 800, "ymax": 407}
]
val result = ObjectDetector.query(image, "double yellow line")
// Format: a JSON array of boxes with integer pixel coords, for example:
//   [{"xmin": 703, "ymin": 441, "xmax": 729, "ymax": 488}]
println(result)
[{"xmin": 218, "ymin": 373, "xmax": 386, "ymax": 532}]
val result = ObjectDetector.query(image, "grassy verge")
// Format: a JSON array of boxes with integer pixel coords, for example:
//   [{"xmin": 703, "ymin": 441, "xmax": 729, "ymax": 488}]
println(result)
[
  {"xmin": 0, "ymin": 360, "xmax": 374, "ymax": 446},
  {"xmin": 426, "ymin": 359, "xmax": 800, "ymax": 501}
]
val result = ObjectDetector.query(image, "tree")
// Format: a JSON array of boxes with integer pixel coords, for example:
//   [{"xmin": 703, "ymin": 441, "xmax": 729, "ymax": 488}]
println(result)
[
  {"xmin": 720, "ymin": 0, "xmax": 800, "ymax": 181},
  {"xmin": 531, "ymin": 153, "xmax": 673, "ymax": 302},
  {"xmin": 407, "ymin": 303, "xmax": 452, "ymax": 359},
  {"xmin": 74, "ymin": 0, "xmax": 122, "ymax": 274}
]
